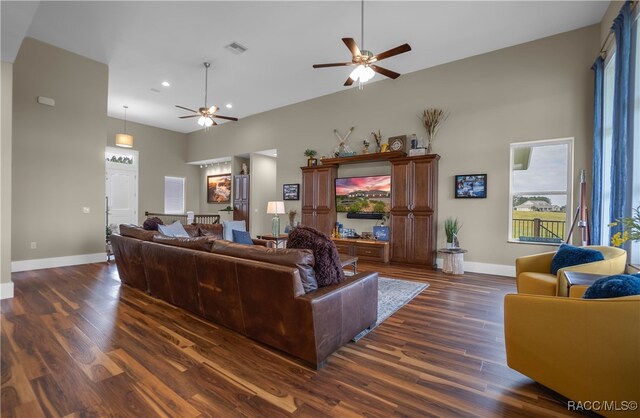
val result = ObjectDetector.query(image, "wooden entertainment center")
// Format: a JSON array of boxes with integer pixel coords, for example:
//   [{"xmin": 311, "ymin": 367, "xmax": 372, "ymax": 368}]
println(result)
[{"xmin": 300, "ymin": 151, "xmax": 439, "ymax": 267}]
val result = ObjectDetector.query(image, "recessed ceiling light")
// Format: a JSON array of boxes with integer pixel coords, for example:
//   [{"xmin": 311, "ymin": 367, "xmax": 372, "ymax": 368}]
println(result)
[
  {"xmin": 225, "ymin": 104, "xmax": 233, "ymax": 109},
  {"xmin": 162, "ymin": 81, "xmax": 170, "ymax": 87}
]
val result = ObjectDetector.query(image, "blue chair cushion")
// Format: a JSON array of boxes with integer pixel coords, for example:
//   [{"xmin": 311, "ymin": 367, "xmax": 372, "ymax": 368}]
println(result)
[
  {"xmin": 583, "ymin": 274, "xmax": 640, "ymax": 299},
  {"xmin": 550, "ymin": 244, "xmax": 604, "ymax": 275},
  {"xmin": 232, "ymin": 229, "xmax": 253, "ymax": 245}
]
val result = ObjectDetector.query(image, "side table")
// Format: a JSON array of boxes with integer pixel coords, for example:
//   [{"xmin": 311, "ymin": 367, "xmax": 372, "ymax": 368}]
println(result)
[
  {"xmin": 563, "ymin": 271, "xmax": 609, "ymax": 298},
  {"xmin": 257, "ymin": 234, "xmax": 288, "ymax": 248},
  {"xmin": 438, "ymin": 248, "xmax": 467, "ymax": 275}
]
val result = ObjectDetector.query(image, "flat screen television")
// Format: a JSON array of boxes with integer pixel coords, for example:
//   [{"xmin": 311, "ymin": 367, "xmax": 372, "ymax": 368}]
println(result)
[{"xmin": 335, "ymin": 175, "xmax": 391, "ymax": 219}]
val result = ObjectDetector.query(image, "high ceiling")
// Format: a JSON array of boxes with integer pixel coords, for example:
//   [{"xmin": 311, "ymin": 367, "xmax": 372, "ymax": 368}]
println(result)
[{"xmin": 2, "ymin": 1, "xmax": 609, "ymax": 134}]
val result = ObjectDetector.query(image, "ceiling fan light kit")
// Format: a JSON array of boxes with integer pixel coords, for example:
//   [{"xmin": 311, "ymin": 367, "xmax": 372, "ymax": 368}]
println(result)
[
  {"xmin": 313, "ymin": 0, "xmax": 411, "ymax": 88},
  {"xmin": 176, "ymin": 62, "xmax": 238, "ymax": 129}
]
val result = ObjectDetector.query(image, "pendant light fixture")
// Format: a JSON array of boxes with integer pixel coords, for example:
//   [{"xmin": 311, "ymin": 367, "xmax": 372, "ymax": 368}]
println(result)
[{"xmin": 115, "ymin": 105, "xmax": 133, "ymax": 148}]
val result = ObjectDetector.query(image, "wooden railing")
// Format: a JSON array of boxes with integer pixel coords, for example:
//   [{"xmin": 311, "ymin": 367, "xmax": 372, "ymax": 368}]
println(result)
[
  {"xmin": 144, "ymin": 211, "xmax": 220, "ymax": 224},
  {"xmin": 512, "ymin": 218, "xmax": 565, "ymax": 241}
]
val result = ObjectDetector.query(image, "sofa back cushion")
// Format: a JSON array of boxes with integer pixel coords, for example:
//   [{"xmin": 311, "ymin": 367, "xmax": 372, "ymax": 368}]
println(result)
[
  {"xmin": 119, "ymin": 224, "xmax": 159, "ymax": 241},
  {"xmin": 152, "ymin": 235, "xmax": 214, "ymax": 252},
  {"xmin": 286, "ymin": 226, "xmax": 345, "ymax": 287},
  {"xmin": 183, "ymin": 224, "xmax": 200, "ymax": 238},
  {"xmin": 197, "ymin": 223, "xmax": 223, "ymax": 239},
  {"xmin": 211, "ymin": 240, "xmax": 317, "ymax": 293}
]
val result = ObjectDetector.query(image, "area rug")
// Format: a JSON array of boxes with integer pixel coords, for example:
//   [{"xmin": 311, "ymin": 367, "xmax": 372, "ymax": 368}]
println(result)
[{"xmin": 352, "ymin": 277, "xmax": 428, "ymax": 342}]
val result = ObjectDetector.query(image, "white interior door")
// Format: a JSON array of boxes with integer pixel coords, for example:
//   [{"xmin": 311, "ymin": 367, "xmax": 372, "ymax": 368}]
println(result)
[{"xmin": 106, "ymin": 147, "xmax": 139, "ymax": 229}]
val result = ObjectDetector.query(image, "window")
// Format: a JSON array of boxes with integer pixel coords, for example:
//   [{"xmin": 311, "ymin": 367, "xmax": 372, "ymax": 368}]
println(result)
[
  {"xmin": 509, "ymin": 138, "xmax": 573, "ymax": 244},
  {"xmin": 600, "ymin": 51, "xmax": 616, "ymax": 244},
  {"xmin": 164, "ymin": 176, "xmax": 185, "ymax": 214}
]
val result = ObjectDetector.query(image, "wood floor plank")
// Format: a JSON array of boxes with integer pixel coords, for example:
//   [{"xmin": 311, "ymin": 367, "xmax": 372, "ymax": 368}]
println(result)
[{"xmin": 0, "ymin": 260, "xmax": 590, "ymax": 417}]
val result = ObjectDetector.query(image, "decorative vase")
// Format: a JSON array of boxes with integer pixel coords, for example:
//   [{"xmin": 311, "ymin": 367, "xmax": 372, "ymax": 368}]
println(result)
[{"xmin": 446, "ymin": 242, "xmax": 454, "ymax": 249}]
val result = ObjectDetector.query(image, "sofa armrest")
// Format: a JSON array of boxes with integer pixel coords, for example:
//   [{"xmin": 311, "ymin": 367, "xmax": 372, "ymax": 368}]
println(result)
[
  {"xmin": 297, "ymin": 271, "xmax": 378, "ymax": 366},
  {"xmin": 504, "ymin": 294, "xmax": 640, "ymax": 406},
  {"xmin": 515, "ymin": 251, "xmax": 555, "ymax": 277}
]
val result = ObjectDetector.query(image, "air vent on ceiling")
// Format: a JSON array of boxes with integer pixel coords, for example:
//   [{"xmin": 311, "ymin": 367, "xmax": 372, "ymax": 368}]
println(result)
[
  {"xmin": 225, "ymin": 42, "xmax": 248, "ymax": 55},
  {"xmin": 150, "ymin": 87, "xmax": 161, "ymax": 93}
]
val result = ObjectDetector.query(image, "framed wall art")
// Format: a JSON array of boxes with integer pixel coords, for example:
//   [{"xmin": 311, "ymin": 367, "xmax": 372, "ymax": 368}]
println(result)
[
  {"xmin": 283, "ymin": 183, "xmax": 300, "ymax": 200},
  {"xmin": 207, "ymin": 174, "xmax": 232, "ymax": 203},
  {"xmin": 455, "ymin": 174, "xmax": 487, "ymax": 198},
  {"xmin": 388, "ymin": 135, "xmax": 407, "ymax": 153}
]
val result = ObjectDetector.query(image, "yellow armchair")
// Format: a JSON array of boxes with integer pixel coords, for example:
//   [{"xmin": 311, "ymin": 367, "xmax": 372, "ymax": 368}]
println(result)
[
  {"xmin": 504, "ymin": 293, "xmax": 640, "ymax": 417},
  {"xmin": 516, "ymin": 246, "xmax": 627, "ymax": 296}
]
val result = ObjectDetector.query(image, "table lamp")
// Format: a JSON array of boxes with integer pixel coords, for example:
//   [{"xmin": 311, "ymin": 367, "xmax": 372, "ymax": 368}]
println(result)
[{"xmin": 267, "ymin": 201, "xmax": 285, "ymax": 236}]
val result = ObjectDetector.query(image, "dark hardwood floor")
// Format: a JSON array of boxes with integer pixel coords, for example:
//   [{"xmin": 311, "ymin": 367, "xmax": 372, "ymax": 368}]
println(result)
[{"xmin": 1, "ymin": 261, "xmax": 584, "ymax": 417}]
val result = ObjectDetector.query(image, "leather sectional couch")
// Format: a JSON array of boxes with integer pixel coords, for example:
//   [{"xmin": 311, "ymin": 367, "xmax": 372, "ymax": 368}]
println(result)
[{"xmin": 110, "ymin": 224, "xmax": 379, "ymax": 368}]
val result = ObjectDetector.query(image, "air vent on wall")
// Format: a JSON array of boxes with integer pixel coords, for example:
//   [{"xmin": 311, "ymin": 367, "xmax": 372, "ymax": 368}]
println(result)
[{"xmin": 225, "ymin": 42, "xmax": 248, "ymax": 54}]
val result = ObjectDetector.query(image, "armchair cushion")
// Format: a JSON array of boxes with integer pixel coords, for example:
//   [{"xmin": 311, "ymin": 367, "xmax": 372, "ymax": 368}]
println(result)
[
  {"xmin": 583, "ymin": 274, "xmax": 640, "ymax": 299},
  {"xmin": 550, "ymin": 244, "xmax": 604, "ymax": 275}
]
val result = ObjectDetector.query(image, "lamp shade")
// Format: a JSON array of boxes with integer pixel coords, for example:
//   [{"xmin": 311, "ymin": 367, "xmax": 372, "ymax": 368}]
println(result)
[
  {"xmin": 266, "ymin": 201, "xmax": 285, "ymax": 215},
  {"xmin": 115, "ymin": 133, "xmax": 133, "ymax": 148}
]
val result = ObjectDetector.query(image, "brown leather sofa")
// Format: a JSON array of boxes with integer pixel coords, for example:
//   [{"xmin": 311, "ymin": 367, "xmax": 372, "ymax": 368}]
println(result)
[{"xmin": 110, "ymin": 224, "xmax": 378, "ymax": 368}]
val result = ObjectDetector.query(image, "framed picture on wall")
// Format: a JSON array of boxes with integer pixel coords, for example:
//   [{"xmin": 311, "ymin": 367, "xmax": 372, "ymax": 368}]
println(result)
[
  {"xmin": 455, "ymin": 174, "xmax": 487, "ymax": 198},
  {"xmin": 283, "ymin": 183, "xmax": 300, "ymax": 200},
  {"xmin": 207, "ymin": 174, "xmax": 232, "ymax": 203}
]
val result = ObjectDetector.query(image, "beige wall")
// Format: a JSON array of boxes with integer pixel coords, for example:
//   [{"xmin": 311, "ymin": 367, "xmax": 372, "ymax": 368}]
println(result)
[
  {"xmin": 1, "ymin": 62, "xmax": 12, "ymax": 287},
  {"xmin": 12, "ymin": 38, "xmax": 108, "ymax": 262},
  {"xmin": 106, "ymin": 117, "xmax": 199, "ymax": 224},
  {"xmin": 187, "ymin": 25, "xmax": 600, "ymax": 268},
  {"xmin": 249, "ymin": 154, "xmax": 277, "ymax": 236},
  {"xmin": 600, "ymin": 1, "xmax": 624, "ymax": 46}
]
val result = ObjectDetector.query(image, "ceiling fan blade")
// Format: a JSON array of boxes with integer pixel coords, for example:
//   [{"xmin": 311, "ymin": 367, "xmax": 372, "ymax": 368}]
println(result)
[
  {"xmin": 343, "ymin": 77, "xmax": 354, "ymax": 87},
  {"xmin": 313, "ymin": 62, "xmax": 353, "ymax": 68},
  {"xmin": 342, "ymin": 38, "xmax": 361, "ymax": 57},
  {"xmin": 212, "ymin": 115, "xmax": 238, "ymax": 121},
  {"xmin": 179, "ymin": 115, "xmax": 200, "ymax": 119},
  {"xmin": 373, "ymin": 43, "xmax": 412, "ymax": 61},
  {"xmin": 175, "ymin": 104, "xmax": 198, "ymax": 113},
  {"xmin": 370, "ymin": 64, "xmax": 401, "ymax": 79}
]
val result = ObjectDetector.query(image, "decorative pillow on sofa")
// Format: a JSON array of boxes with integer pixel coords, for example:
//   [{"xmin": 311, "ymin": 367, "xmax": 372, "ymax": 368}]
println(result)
[
  {"xmin": 582, "ymin": 274, "xmax": 640, "ymax": 299},
  {"xmin": 143, "ymin": 217, "xmax": 164, "ymax": 231},
  {"xmin": 222, "ymin": 220, "xmax": 246, "ymax": 241},
  {"xmin": 550, "ymin": 244, "xmax": 604, "ymax": 275},
  {"xmin": 286, "ymin": 226, "xmax": 345, "ymax": 286},
  {"xmin": 158, "ymin": 221, "xmax": 190, "ymax": 238},
  {"xmin": 232, "ymin": 230, "xmax": 254, "ymax": 245}
]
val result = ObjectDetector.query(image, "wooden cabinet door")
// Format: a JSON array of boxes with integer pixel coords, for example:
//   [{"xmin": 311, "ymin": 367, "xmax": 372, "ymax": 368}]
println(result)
[
  {"xmin": 391, "ymin": 161, "xmax": 411, "ymax": 211},
  {"xmin": 315, "ymin": 211, "xmax": 334, "ymax": 236},
  {"xmin": 315, "ymin": 167, "xmax": 335, "ymax": 211},
  {"xmin": 233, "ymin": 175, "xmax": 250, "ymax": 229},
  {"xmin": 410, "ymin": 213, "xmax": 436, "ymax": 266},
  {"xmin": 301, "ymin": 170, "xmax": 315, "ymax": 211},
  {"xmin": 390, "ymin": 214, "xmax": 411, "ymax": 263},
  {"xmin": 301, "ymin": 211, "xmax": 315, "ymax": 229},
  {"xmin": 411, "ymin": 159, "xmax": 436, "ymax": 212}
]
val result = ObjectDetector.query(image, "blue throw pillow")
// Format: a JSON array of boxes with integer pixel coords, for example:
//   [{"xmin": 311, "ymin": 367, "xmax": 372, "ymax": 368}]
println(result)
[
  {"xmin": 550, "ymin": 244, "xmax": 604, "ymax": 275},
  {"xmin": 583, "ymin": 275, "xmax": 640, "ymax": 299},
  {"xmin": 158, "ymin": 220, "xmax": 189, "ymax": 237},
  {"xmin": 232, "ymin": 229, "xmax": 253, "ymax": 245}
]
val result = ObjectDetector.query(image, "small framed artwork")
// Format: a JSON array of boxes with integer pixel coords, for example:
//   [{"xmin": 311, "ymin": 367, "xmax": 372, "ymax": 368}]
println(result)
[
  {"xmin": 207, "ymin": 174, "xmax": 232, "ymax": 203},
  {"xmin": 455, "ymin": 174, "xmax": 487, "ymax": 198},
  {"xmin": 283, "ymin": 183, "xmax": 300, "ymax": 200},
  {"xmin": 388, "ymin": 135, "xmax": 407, "ymax": 153}
]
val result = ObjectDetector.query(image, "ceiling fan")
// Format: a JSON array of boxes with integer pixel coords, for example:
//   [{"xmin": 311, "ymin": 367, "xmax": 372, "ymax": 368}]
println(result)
[
  {"xmin": 176, "ymin": 62, "xmax": 238, "ymax": 128},
  {"xmin": 313, "ymin": 0, "xmax": 411, "ymax": 87}
]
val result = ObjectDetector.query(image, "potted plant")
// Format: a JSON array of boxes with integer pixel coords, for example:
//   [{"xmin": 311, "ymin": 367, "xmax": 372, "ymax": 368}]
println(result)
[
  {"xmin": 444, "ymin": 217, "xmax": 461, "ymax": 248},
  {"xmin": 609, "ymin": 205, "xmax": 640, "ymax": 247},
  {"xmin": 420, "ymin": 108, "xmax": 448, "ymax": 154},
  {"xmin": 304, "ymin": 149, "xmax": 317, "ymax": 166}
]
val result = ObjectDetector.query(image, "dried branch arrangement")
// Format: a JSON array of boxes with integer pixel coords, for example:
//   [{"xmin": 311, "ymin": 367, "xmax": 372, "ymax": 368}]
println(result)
[{"xmin": 420, "ymin": 108, "xmax": 448, "ymax": 152}]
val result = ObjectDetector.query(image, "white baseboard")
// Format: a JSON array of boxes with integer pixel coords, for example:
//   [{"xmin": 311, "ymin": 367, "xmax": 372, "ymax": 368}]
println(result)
[
  {"xmin": 0, "ymin": 281, "xmax": 14, "ymax": 299},
  {"xmin": 436, "ymin": 258, "xmax": 515, "ymax": 277},
  {"xmin": 11, "ymin": 253, "xmax": 107, "ymax": 273}
]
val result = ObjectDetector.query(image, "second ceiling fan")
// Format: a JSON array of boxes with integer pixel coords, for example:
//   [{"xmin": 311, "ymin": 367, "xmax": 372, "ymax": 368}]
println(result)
[
  {"xmin": 176, "ymin": 62, "xmax": 238, "ymax": 128},
  {"xmin": 313, "ymin": 0, "xmax": 411, "ymax": 87}
]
